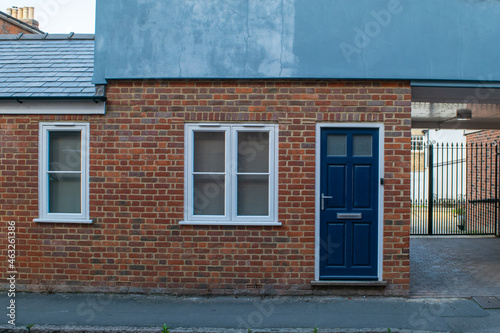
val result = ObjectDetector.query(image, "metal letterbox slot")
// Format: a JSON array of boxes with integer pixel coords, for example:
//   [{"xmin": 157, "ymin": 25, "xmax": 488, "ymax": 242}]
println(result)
[{"xmin": 337, "ymin": 213, "xmax": 362, "ymax": 220}]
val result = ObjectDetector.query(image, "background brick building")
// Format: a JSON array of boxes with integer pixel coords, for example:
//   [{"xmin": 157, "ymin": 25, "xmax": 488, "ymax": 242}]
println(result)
[
  {"xmin": 0, "ymin": 7, "xmax": 42, "ymax": 35},
  {"xmin": 465, "ymin": 130, "xmax": 500, "ymax": 235}
]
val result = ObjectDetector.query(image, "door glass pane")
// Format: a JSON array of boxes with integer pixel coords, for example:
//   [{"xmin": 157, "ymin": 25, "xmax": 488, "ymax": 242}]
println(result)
[
  {"xmin": 238, "ymin": 132, "xmax": 269, "ymax": 173},
  {"xmin": 193, "ymin": 174, "xmax": 225, "ymax": 215},
  {"xmin": 194, "ymin": 132, "xmax": 225, "ymax": 172},
  {"xmin": 49, "ymin": 131, "xmax": 81, "ymax": 171},
  {"xmin": 237, "ymin": 175, "xmax": 269, "ymax": 216},
  {"xmin": 49, "ymin": 173, "xmax": 81, "ymax": 213},
  {"xmin": 327, "ymin": 135, "xmax": 347, "ymax": 156},
  {"xmin": 353, "ymin": 135, "xmax": 372, "ymax": 156}
]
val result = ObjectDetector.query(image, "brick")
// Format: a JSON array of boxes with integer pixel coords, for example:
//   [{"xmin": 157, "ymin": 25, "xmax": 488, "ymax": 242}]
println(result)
[{"xmin": 0, "ymin": 79, "xmax": 411, "ymax": 297}]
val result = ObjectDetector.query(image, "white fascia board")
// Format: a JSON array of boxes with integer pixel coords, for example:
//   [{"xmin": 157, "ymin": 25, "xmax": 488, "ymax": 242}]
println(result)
[{"xmin": 0, "ymin": 100, "xmax": 105, "ymax": 114}]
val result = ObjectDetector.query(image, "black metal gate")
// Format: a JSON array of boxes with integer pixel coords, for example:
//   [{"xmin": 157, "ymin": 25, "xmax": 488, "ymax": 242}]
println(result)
[{"xmin": 411, "ymin": 141, "xmax": 499, "ymax": 235}]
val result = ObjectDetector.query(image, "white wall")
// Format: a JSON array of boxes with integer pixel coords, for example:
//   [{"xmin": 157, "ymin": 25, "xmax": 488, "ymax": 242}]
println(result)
[{"xmin": 411, "ymin": 130, "xmax": 467, "ymax": 203}]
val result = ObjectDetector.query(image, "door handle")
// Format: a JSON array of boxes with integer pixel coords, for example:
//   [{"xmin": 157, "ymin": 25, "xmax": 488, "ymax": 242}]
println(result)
[{"xmin": 321, "ymin": 193, "xmax": 333, "ymax": 210}]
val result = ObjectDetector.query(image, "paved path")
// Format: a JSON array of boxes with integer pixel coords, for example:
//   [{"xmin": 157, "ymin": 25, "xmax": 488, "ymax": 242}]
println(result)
[
  {"xmin": 410, "ymin": 236, "xmax": 500, "ymax": 297},
  {"xmin": 1, "ymin": 293, "xmax": 500, "ymax": 332}
]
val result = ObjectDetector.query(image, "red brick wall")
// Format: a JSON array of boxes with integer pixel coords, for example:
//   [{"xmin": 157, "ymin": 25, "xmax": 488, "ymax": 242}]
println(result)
[
  {"xmin": 0, "ymin": 18, "xmax": 35, "ymax": 34},
  {"xmin": 465, "ymin": 130, "xmax": 500, "ymax": 234},
  {"xmin": 0, "ymin": 80, "xmax": 412, "ymax": 296},
  {"xmin": 466, "ymin": 130, "xmax": 500, "ymax": 144}
]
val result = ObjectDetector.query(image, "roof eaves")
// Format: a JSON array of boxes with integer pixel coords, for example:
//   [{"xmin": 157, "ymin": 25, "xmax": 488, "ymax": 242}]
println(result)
[
  {"xmin": 0, "ymin": 95, "xmax": 107, "ymax": 102},
  {"xmin": 0, "ymin": 33, "xmax": 95, "ymax": 41}
]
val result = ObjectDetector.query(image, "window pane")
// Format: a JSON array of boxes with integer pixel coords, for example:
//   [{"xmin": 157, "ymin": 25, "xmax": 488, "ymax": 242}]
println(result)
[
  {"xmin": 238, "ymin": 132, "xmax": 269, "ymax": 173},
  {"xmin": 193, "ymin": 174, "xmax": 225, "ymax": 215},
  {"xmin": 327, "ymin": 135, "xmax": 346, "ymax": 156},
  {"xmin": 353, "ymin": 135, "xmax": 372, "ymax": 156},
  {"xmin": 49, "ymin": 173, "xmax": 81, "ymax": 213},
  {"xmin": 237, "ymin": 175, "xmax": 269, "ymax": 216},
  {"xmin": 49, "ymin": 131, "xmax": 81, "ymax": 171},
  {"xmin": 194, "ymin": 132, "xmax": 225, "ymax": 172},
  {"xmin": 411, "ymin": 135, "xmax": 424, "ymax": 151}
]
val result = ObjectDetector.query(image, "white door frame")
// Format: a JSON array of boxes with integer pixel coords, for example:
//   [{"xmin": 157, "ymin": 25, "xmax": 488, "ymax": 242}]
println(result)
[{"xmin": 314, "ymin": 123, "xmax": 385, "ymax": 281}]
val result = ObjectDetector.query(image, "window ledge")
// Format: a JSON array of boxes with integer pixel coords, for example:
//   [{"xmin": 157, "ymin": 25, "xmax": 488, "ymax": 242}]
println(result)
[
  {"xmin": 180, "ymin": 221, "xmax": 282, "ymax": 226},
  {"xmin": 34, "ymin": 218, "xmax": 93, "ymax": 224},
  {"xmin": 311, "ymin": 280, "xmax": 387, "ymax": 287}
]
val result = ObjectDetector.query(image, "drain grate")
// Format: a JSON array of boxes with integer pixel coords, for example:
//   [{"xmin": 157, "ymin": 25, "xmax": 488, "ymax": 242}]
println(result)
[{"xmin": 473, "ymin": 296, "xmax": 500, "ymax": 309}]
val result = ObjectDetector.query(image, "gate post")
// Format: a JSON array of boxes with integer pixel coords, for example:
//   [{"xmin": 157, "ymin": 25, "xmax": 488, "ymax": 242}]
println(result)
[{"xmin": 428, "ymin": 143, "xmax": 434, "ymax": 235}]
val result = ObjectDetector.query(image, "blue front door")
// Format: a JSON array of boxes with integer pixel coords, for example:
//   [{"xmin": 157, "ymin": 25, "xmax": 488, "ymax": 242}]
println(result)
[{"xmin": 319, "ymin": 128, "xmax": 380, "ymax": 280}]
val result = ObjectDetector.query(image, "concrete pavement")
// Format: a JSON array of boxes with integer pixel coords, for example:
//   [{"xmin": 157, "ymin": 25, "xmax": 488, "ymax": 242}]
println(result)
[{"xmin": 1, "ymin": 293, "xmax": 500, "ymax": 332}]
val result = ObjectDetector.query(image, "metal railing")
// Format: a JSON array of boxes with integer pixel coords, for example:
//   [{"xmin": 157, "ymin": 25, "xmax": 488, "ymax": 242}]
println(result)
[{"xmin": 411, "ymin": 141, "xmax": 498, "ymax": 235}]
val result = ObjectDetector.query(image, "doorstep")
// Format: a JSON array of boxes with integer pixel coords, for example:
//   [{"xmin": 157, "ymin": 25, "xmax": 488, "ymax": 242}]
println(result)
[{"xmin": 311, "ymin": 280, "xmax": 388, "ymax": 287}]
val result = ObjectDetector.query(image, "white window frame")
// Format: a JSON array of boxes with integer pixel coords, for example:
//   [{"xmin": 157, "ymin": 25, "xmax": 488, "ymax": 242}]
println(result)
[
  {"xmin": 181, "ymin": 123, "xmax": 281, "ymax": 226},
  {"xmin": 411, "ymin": 135, "xmax": 424, "ymax": 151},
  {"xmin": 34, "ymin": 122, "xmax": 92, "ymax": 224}
]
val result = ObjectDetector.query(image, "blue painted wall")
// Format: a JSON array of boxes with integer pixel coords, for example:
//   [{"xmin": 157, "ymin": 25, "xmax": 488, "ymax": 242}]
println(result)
[{"xmin": 93, "ymin": 0, "xmax": 500, "ymax": 84}]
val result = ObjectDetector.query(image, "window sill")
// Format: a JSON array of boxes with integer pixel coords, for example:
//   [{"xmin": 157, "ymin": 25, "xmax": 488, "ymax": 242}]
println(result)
[
  {"xmin": 179, "ymin": 221, "xmax": 282, "ymax": 226},
  {"xmin": 34, "ymin": 218, "xmax": 93, "ymax": 224}
]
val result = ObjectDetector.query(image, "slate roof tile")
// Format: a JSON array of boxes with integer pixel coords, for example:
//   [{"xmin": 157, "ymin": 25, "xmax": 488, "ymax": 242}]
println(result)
[
  {"xmin": 58, "ymin": 77, "xmax": 77, "ymax": 82},
  {"xmin": 62, "ymin": 88, "xmax": 85, "ymax": 93},
  {"xmin": 26, "ymin": 88, "xmax": 47, "ymax": 93},
  {"xmin": 42, "ymin": 82, "xmax": 63, "ymax": 87},
  {"xmin": 0, "ymin": 34, "xmax": 97, "ymax": 99}
]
